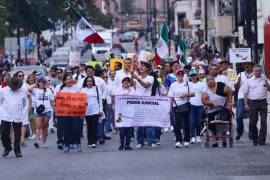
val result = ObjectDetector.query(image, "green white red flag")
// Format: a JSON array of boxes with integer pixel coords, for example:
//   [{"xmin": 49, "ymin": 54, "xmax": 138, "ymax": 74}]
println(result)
[{"xmin": 155, "ymin": 21, "xmax": 169, "ymax": 65}]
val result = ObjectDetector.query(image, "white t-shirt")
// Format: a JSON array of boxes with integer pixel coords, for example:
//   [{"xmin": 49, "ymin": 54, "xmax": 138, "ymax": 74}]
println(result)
[
  {"xmin": 114, "ymin": 69, "xmax": 132, "ymax": 88},
  {"xmin": 189, "ymin": 81, "xmax": 206, "ymax": 106},
  {"xmin": 112, "ymin": 87, "xmax": 136, "ymax": 96},
  {"xmin": 105, "ymin": 80, "xmax": 117, "ymax": 105},
  {"xmin": 245, "ymin": 76, "xmax": 269, "ymax": 100},
  {"xmin": 215, "ymin": 74, "xmax": 234, "ymax": 91},
  {"xmin": 237, "ymin": 71, "xmax": 254, "ymax": 99},
  {"xmin": 168, "ymin": 81, "xmax": 191, "ymax": 106},
  {"xmin": 135, "ymin": 75, "xmax": 154, "ymax": 96},
  {"xmin": 81, "ymin": 86, "xmax": 103, "ymax": 116},
  {"xmin": 54, "ymin": 84, "xmax": 80, "ymax": 95},
  {"xmin": 32, "ymin": 88, "xmax": 54, "ymax": 113}
]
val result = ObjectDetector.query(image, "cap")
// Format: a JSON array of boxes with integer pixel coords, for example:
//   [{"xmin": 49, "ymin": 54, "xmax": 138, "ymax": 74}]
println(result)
[
  {"xmin": 175, "ymin": 69, "xmax": 184, "ymax": 75},
  {"xmin": 37, "ymin": 76, "xmax": 47, "ymax": 83},
  {"xmin": 189, "ymin": 69, "xmax": 198, "ymax": 76}
]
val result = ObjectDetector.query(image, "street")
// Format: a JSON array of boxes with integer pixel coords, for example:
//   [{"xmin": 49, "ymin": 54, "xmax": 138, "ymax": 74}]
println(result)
[{"xmin": 1, "ymin": 130, "xmax": 270, "ymax": 180}]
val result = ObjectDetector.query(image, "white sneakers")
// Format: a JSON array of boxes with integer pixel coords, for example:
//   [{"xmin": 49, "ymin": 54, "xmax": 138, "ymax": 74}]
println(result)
[
  {"xmin": 136, "ymin": 144, "xmax": 143, "ymax": 149},
  {"xmin": 150, "ymin": 144, "xmax": 157, "ymax": 148},
  {"xmin": 190, "ymin": 137, "xmax": 196, "ymax": 144},
  {"xmin": 190, "ymin": 136, "xmax": 202, "ymax": 144},
  {"xmin": 175, "ymin": 142, "xmax": 183, "ymax": 148},
  {"xmin": 30, "ymin": 134, "xmax": 36, "ymax": 140},
  {"xmin": 184, "ymin": 142, "xmax": 189, "ymax": 147},
  {"xmin": 196, "ymin": 136, "xmax": 202, "ymax": 143}
]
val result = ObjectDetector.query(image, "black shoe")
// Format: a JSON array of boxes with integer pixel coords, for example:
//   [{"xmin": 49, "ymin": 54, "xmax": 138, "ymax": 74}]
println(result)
[
  {"xmin": 118, "ymin": 146, "xmax": 124, "ymax": 150},
  {"xmin": 235, "ymin": 135, "xmax": 242, "ymax": 141},
  {"xmin": 125, "ymin": 146, "xmax": 133, "ymax": 150},
  {"xmin": 253, "ymin": 140, "xmax": 258, "ymax": 146},
  {"xmin": 15, "ymin": 151, "xmax": 23, "ymax": 158},
  {"xmin": 104, "ymin": 136, "xmax": 111, "ymax": 140},
  {"xmin": 99, "ymin": 139, "xmax": 106, "ymax": 145},
  {"xmin": 34, "ymin": 143, "xmax": 40, "ymax": 149},
  {"xmin": 211, "ymin": 143, "xmax": 218, "ymax": 148},
  {"xmin": 2, "ymin": 148, "xmax": 12, "ymax": 157},
  {"xmin": 50, "ymin": 128, "xmax": 55, "ymax": 133},
  {"xmin": 222, "ymin": 141, "xmax": 227, "ymax": 148},
  {"xmin": 259, "ymin": 142, "xmax": 266, "ymax": 146}
]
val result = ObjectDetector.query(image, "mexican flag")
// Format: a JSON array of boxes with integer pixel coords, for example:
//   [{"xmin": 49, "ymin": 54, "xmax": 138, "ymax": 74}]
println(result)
[
  {"xmin": 177, "ymin": 36, "xmax": 186, "ymax": 64},
  {"xmin": 64, "ymin": 1, "xmax": 104, "ymax": 44},
  {"xmin": 156, "ymin": 21, "xmax": 169, "ymax": 65}
]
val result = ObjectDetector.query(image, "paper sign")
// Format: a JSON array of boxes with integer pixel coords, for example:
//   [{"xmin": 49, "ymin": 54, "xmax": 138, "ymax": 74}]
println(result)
[
  {"xmin": 229, "ymin": 48, "xmax": 251, "ymax": 63},
  {"xmin": 87, "ymin": 61, "xmax": 103, "ymax": 68},
  {"xmin": 110, "ymin": 58, "xmax": 124, "ymax": 70},
  {"xmin": 69, "ymin": 51, "xmax": 81, "ymax": 66},
  {"xmin": 227, "ymin": 69, "xmax": 238, "ymax": 82},
  {"xmin": 114, "ymin": 95, "xmax": 171, "ymax": 128},
  {"xmin": 55, "ymin": 92, "xmax": 87, "ymax": 117}
]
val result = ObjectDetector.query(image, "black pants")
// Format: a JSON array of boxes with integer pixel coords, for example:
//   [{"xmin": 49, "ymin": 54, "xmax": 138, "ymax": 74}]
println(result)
[
  {"xmin": 119, "ymin": 127, "xmax": 132, "ymax": 147},
  {"xmin": 248, "ymin": 99, "xmax": 268, "ymax": 143},
  {"xmin": 174, "ymin": 111, "xmax": 190, "ymax": 143},
  {"xmin": 62, "ymin": 117, "xmax": 82, "ymax": 147},
  {"xmin": 85, "ymin": 115, "xmax": 98, "ymax": 145},
  {"xmin": 1, "ymin": 121, "xmax": 22, "ymax": 153},
  {"xmin": 56, "ymin": 116, "xmax": 64, "ymax": 144}
]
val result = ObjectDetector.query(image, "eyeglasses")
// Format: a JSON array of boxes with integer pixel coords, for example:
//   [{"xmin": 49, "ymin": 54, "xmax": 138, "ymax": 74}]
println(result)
[{"xmin": 18, "ymin": 75, "xmax": 24, "ymax": 78}]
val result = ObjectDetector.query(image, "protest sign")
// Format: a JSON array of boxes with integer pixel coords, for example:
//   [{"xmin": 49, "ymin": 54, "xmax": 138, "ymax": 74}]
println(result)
[
  {"xmin": 110, "ymin": 58, "xmax": 124, "ymax": 70},
  {"xmin": 229, "ymin": 48, "xmax": 251, "ymax": 63},
  {"xmin": 69, "ymin": 51, "xmax": 81, "ymax": 66},
  {"xmin": 227, "ymin": 69, "xmax": 238, "ymax": 82},
  {"xmin": 114, "ymin": 95, "xmax": 171, "ymax": 128},
  {"xmin": 87, "ymin": 60, "xmax": 103, "ymax": 68},
  {"xmin": 55, "ymin": 92, "xmax": 87, "ymax": 117}
]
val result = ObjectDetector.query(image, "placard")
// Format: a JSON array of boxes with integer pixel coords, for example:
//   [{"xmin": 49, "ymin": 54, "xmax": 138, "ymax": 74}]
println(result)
[
  {"xmin": 114, "ymin": 95, "xmax": 171, "ymax": 128},
  {"xmin": 110, "ymin": 58, "xmax": 124, "ymax": 70},
  {"xmin": 69, "ymin": 51, "xmax": 81, "ymax": 66},
  {"xmin": 55, "ymin": 92, "xmax": 87, "ymax": 116},
  {"xmin": 229, "ymin": 48, "xmax": 251, "ymax": 63},
  {"xmin": 227, "ymin": 69, "xmax": 238, "ymax": 82}
]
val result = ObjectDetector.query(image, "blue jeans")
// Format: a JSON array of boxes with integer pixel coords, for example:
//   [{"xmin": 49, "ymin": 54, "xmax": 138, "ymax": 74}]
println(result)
[
  {"xmin": 104, "ymin": 104, "xmax": 113, "ymax": 133},
  {"xmin": 189, "ymin": 105, "xmax": 204, "ymax": 137},
  {"xmin": 137, "ymin": 127, "xmax": 155, "ymax": 145},
  {"xmin": 236, "ymin": 99, "xmax": 249, "ymax": 136},
  {"xmin": 97, "ymin": 119, "xmax": 105, "ymax": 139}
]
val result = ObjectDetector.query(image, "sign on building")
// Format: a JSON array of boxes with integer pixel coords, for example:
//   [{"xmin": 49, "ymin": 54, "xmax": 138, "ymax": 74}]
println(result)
[{"xmin": 229, "ymin": 48, "xmax": 252, "ymax": 63}]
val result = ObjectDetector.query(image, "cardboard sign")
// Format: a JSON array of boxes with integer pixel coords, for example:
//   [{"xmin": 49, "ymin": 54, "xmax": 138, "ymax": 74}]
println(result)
[
  {"xmin": 114, "ymin": 95, "xmax": 171, "ymax": 128},
  {"xmin": 110, "ymin": 58, "xmax": 124, "ymax": 70},
  {"xmin": 55, "ymin": 92, "xmax": 87, "ymax": 117},
  {"xmin": 69, "ymin": 51, "xmax": 81, "ymax": 66},
  {"xmin": 229, "ymin": 48, "xmax": 251, "ymax": 63}
]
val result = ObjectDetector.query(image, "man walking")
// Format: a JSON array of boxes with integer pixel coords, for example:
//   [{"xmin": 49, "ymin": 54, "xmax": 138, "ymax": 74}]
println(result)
[
  {"xmin": 244, "ymin": 65, "xmax": 270, "ymax": 145},
  {"xmin": 0, "ymin": 76, "xmax": 29, "ymax": 157}
]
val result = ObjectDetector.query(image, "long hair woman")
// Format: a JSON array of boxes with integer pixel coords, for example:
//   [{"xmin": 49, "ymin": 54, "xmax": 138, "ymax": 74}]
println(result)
[
  {"xmin": 81, "ymin": 76, "xmax": 103, "ymax": 148},
  {"xmin": 29, "ymin": 77, "xmax": 54, "ymax": 148},
  {"xmin": 54, "ymin": 74, "xmax": 82, "ymax": 153}
]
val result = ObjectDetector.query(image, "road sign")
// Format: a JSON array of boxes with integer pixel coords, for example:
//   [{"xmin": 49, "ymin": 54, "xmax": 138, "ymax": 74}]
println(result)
[{"xmin": 229, "ymin": 48, "xmax": 252, "ymax": 63}]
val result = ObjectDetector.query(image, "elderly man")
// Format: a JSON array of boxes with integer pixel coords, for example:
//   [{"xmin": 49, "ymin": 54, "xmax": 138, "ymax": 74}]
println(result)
[
  {"xmin": 244, "ymin": 65, "xmax": 270, "ymax": 146},
  {"xmin": 0, "ymin": 77, "xmax": 29, "ymax": 157}
]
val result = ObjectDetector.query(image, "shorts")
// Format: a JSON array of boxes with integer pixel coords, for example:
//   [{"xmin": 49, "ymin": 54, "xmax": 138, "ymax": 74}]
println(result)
[{"xmin": 35, "ymin": 111, "xmax": 52, "ymax": 119}]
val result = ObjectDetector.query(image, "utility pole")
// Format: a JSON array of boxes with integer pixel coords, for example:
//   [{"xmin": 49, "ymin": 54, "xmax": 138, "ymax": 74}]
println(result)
[
  {"xmin": 146, "ymin": 0, "xmax": 149, "ymax": 42},
  {"xmin": 16, "ymin": 0, "xmax": 21, "ymax": 64},
  {"xmin": 234, "ymin": 0, "xmax": 239, "ymax": 47},
  {"xmin": 246, "ymin": 0, "xmax": 252, "ymax": 48},
  {"xmin": 204, "ymin": 0, "xmax": 208, "ymax": 43},
  {"xmin": 253, "ymin": 0, "xmax": 259, "ymax": 64},
  {"xmin": 153, "ymin": 0, "xmax": 157, "ymax": 48}
]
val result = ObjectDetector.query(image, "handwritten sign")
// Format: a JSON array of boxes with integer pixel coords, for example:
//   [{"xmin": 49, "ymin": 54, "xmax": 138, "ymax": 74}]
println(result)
[
  {"xmin": 229, "ymin": 48, "xmax": 251, "ymax": 63},
  {"xmin": 55, "ymin": 92, "xmax": 87, "ymax": 116}
]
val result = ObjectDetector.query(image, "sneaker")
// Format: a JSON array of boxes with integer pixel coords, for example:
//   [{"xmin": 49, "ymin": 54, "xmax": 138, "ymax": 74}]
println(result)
[
  {"xmin": 156, "ymin": 141, "xmax": 161, "ymax": 145},
  {"xmin": 91, "ymin": 144, "xmax": 97, "ymax": 148},
  {"xmin": 2, "ymin": 147, "xmax": 12, "ymax": 157},
  {"xmin": 50, "ymin": 128, "xmax": 55, "ymax": 133},
  {"xmin": 150, "ymin": 144, "xmax": 157, "ymax": 148},
  {"xmin": 235, "ymin": 134, "xmax": 242, "ymax": 141},
  {"xmin": 99, "ymin": 139, "xmax": 105, "ymax": 145},
  {"xmin": 87, "ymin": 143, "xmax": 92, "ymax": 148},
  {"xmin": 196, "ymin": 136, "xmax": 202, "ymax": 143},
  {"xmin": 69, "ymin": 144, "xmax": 75, "ymax": 149},
  {"xmin": 164, "ymin": 128, "xmax": 169, "ymax": 132},
  {"xmin": 175, "ymin": 142, "xmax": 182, "ymax": 148},
  {"xmin": 136, "ymin": 144, "xmax": 143, "ymax": 149},
  {"xmin": 34, "ymin": 143, "xmax": 40, "ymax": 149},
  {"xmin": 30, "ymin": 134, "xmax": 36, "ymax": 140},
  {"xmin": 77, "ymin": 144, "xmax": 82, "ymax": 152},
  {"xmin": 170, "ymin": 126, "xmax": 174, "ymax": 132},
  {"xmin": 190, "ymin": 137, "xmax": 196, "ymax": 144},
  {"xmin": 184, "ymin": 142, "xmax": 189, "ymax": 147},
  {"xmin": 125, "ymin": 146, "xmax": 133, "ymax": 150},
  {"xmin": 118, "ymin": 145, "xmax": 124, "ymax": 150},
  {"xmin": 131, "ymin": 138, "xmax": 134, "ymax": 141},
  {"xmin": 42, "ymin": 143, "xmax": 49, "ymax": 148},
  {"xmin": 63, "ymin": 147, "xmax": 70, "ymax": 153},
  {"xmin": 15, "ymin": 151, "xmax": 23, "ymax": 158},
  {"xmin": 57, "ymin": 143, "xmax": 64, "ymax": 150}
]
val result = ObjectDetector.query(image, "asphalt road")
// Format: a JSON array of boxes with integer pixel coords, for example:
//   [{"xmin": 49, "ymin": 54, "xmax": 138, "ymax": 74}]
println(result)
[{"xmin": 0, "ymin": 130, "xmax": 270, "ymax": 180}]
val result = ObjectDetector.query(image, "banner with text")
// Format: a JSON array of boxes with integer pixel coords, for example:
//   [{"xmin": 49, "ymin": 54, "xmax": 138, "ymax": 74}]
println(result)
[
  {"xmin": 229, "ymin": 48, "xmax": 251, "ymax": 63},
  {"xmin": 114, "ymin": 95, "xmax": 171, "ymax": 128},
  {"xmin": 55, "ymin": 92, "xmax": 87, "ymax": 117}
]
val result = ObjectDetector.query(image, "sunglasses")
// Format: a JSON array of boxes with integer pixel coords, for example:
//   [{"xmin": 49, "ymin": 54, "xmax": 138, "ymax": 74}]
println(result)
[{"xmin": 18, "ymin": 75, "xmax": 24, "ymax": 77}]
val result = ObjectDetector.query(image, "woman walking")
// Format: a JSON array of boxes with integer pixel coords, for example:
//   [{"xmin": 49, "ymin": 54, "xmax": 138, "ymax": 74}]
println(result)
[
  {"xmin": 29, "ymin": 77, "xmax": 54, "ymax": 148},
  {"xmin": 81, "ymin": 76, "xmax": 103, "ymax": 148}
]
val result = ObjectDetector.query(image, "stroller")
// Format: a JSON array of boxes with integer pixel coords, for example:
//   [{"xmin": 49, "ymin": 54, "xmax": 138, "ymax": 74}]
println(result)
[{"xmin": 200, "ymin": 106, "xmax": 234, "ymax": 148}]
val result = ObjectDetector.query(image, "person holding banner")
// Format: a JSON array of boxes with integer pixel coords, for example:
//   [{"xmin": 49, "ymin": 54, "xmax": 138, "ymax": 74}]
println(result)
[
  {"xmin": 54, "ymin": 74, "xmax": 82, "ymax": 153},
  {"xmin": 29, "ymin": 77, "xmax": 55, "ymax": 149},
  {"xmin": 168, "ymin": 69, "xmax": 195, "ymax": 148},
  {"xmin": 132, "ymin": 61, "xmax": 156, "ymax": 149},
  {"xmin": 112, "ymin": 77, "xmax": 136, "ymax": 150},
  {"xmin": 81, "ymin": 76, "xmax": 103, "ymax": 148}
]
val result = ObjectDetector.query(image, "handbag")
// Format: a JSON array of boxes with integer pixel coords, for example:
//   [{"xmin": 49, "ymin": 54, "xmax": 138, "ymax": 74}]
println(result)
[
  {"xmin": 215, "ymin": 106, "xmax": 231, "ymax": 122},
  {"xmin": 172, "ymin": 81, "xmax": 190, "ymax": 114},
  {"xmin": 36, "ymin": 90, "xmax": 46, "ymax": 114}
]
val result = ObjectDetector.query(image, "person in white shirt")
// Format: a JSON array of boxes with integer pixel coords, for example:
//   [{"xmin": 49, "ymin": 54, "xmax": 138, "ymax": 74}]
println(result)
[
  {"xmin": 234, "ymin": 62, "xmax": 254, "ymax": 140},
  {"xmin": 29, "ymin": 77, "xmax": 54, "ymax": 149},
  {"xmin": 168, "ymin": 69, "xmax": 195, "ymax": 148},
  {"xmin": 189, "ymin": 69, "xmax": 206, "ymax": 144},
  {"xmin": 114, "ymin": 58, "xmax": 133, "ymax": 88},
  {"xmin": 54, "ymin": 74, "xmax": 82, "ymax": 153},
  {"xmin": 112, "ymin": 77, "xmax": 136, "ymax": 150},
  {"xmin": 132, "ymin": 61, "xmax": 156, "ymax": 148},
  {"xmin": 73, "ymin": 62, "xmax": 86, "ymax": 82},
  {"xmin": 0, "ymin": 77, "xmax": 28, "ymax": 157},
  {"xmin": 244, "ymin": 65, "xmax": 270, "ymax": 146}
]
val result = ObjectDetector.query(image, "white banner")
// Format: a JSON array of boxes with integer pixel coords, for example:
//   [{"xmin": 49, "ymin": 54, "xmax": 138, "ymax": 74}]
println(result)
[
  {"xmin": 69, "ymin": 51, "xmax": 81, "ymax": 66},
  {"xmin": 229, "ymin": 48, "xmax": 252, "ymax": 63},
  {"xmin": 114, "ymin": 95, "xmax": 171, "ymax": 128}
]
